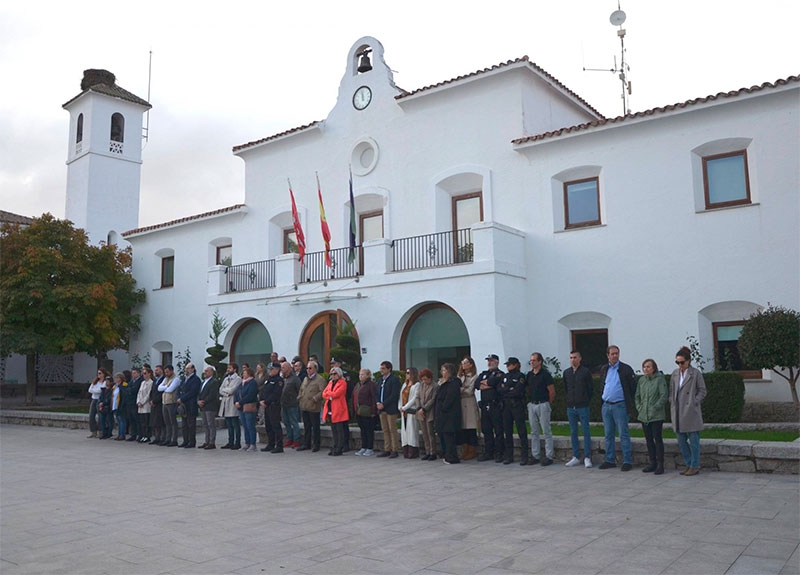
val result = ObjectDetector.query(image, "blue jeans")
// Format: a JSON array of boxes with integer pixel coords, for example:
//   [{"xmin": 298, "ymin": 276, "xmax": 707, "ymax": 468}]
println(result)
[
  {"xmin": 240, "ymin": 411, "xmax": 257, "ymax": 446},
  {"xmin": 281, "ymin": 406, "xmax": 300, "ymax": 442},
  {"xmin": 567, "ymin": 406, "xmax": 591, "ymax": 458},
  {"xmin": 602, "ymin": 402, "xmax": 632, "ymax": 464},
  {"xmin": 676, "ymin": 431, "xmax": 701, "ymax": 468},
  {"xmin": 116, "ymin": 412, "xmax": 127, "ymax": 436}
]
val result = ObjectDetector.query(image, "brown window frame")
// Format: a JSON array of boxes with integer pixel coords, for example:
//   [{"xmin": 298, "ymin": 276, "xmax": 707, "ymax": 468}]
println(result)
[
  {"xmin": 564, "ymin": 177, "xmax": 601, "ymax": 229},
  {"xmin": 160, "ymin": 256, "xmax": 174, "ymax": 288},
  {"xmin": 161, "ymin": 351, "xmax": 173, "ymax": 368},
  {"xmin": 283, "ymin": 228, "xmax": 299, "ymax": 254},
  {"xmin": 216, "ymin": 244, "xmax": 232, "ymax": 266},
  {"xmin": 570, "ymin": 328, "xmax": 609, "ymax": 374},
  {"xmin": 359, "ymin": 210, "xmax": 384, "ymax": 243},
  {"xmin": 451, "ymin": 192, "xmax": 483, "ymax": 233},
  {"xmin": 712, "ymin": 320, "xmax": 761, "ymax": 378},
  {"xmin": 702, "ymin": 150, "xmax": 751, "ymax": 209}
]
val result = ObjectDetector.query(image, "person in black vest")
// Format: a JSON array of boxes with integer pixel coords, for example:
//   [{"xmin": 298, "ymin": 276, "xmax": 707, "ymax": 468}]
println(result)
[
  {"xmin": 476, "ymin": 354, "xmax": 505, "ymax": 462},
  {"xmin": 498, "ymin": 357, "xmax": 529, "ymax": 465},
  {"xmin": 259, "ymin": 362, "xmax": 284, "ymax": 453}
]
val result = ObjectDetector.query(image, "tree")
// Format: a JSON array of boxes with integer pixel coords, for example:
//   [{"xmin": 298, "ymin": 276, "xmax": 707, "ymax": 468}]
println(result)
[
  {"xmin": 738, "ymin": 305, "xmax": 800, "ymax": 410},
  {"xmin": 329, "ymin": 319, "xmax": 361, "ymax": 373},
  {"xmin": 205, "ymin": 309, "xmax": 228, "ymax": 378},
  {"xmin": 0, "ymin": 214, "xmax": 146, "ymax": 404}
]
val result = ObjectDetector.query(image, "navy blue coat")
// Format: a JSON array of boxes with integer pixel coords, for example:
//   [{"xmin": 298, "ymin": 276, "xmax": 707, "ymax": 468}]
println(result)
[{"xmin": 178, "ymin": 373, "xmax": 201, "ymax": 415}]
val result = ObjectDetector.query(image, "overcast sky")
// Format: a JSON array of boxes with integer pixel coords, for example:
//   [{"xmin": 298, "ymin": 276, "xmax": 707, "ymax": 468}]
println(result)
[{"xmin": 1, "ymin": 0, "xmax": 797, "ymax": 227}]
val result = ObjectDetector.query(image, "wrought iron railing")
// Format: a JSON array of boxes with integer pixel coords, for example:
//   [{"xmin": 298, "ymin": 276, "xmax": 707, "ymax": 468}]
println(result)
[
  {"xmin": 225, "ymin": 259, "xmax": 276, "ymax": 292},
  {"xmin": 301, "ymin": 246, "xmax": 362, "ymax": 283},
  {"xmin": 391, "ymin": 229, "xmax": 473, "ymax": 272}
]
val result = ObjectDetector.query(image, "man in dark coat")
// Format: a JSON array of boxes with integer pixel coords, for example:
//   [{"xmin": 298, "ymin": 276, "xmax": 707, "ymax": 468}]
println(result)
[
  {"xmin": 259, "ymin": 362, "xmax": 284, "ymax": 453},
  {"xmin": 197, "ymin": 365, "xmax": 221, "ymax": 449},
  {"xmin": 149, "ymin": 365, "xmax": 165, "ymax": 445},
  {"xmin": 177, "ymin": 363, "xmax": 201, "ymax": 448},
  {"xmin": 375, "ymin": 361, "xmax": 401, "ymax": 458},
  {"xmin": 598, "ymin": 345, "xmax": 637, "ymax": 471},
  {"xmin": 434, "ymin": 363, "xmax": 462, "ymax": 464},
  {"xmin": 125, "ymin": 367, "xmax": 143, "ymax": 441},
  {"xmin": 498, "ymin": 357, "xmax": 529, "ymax": 465},
  {"xmin": 476, "ymin": 354, "xmax": 505, "ymax": 462}
]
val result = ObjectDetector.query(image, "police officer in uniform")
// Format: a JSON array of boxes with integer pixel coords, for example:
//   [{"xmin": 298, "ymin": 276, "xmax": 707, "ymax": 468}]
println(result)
[
  {"xmin": 259, "ymin": 362, "xmax": 284, "ymax": 453},
  {"xmin": 476, "ymin": 354, "xmax": 505, "ymax": 462},
  {"xmin": 498, "ymin": 357, "xmax": 530, "ymax": 465}
]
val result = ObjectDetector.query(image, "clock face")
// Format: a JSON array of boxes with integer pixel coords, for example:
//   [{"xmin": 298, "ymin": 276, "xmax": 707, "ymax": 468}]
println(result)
[{"xmin": 353, "ymin": 86, "xmax": 372, "ymax": 110}]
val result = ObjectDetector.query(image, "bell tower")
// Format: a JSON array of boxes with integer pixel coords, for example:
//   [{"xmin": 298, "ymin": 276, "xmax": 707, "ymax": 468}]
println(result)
[{"xmin": 63, "ymin": 69, "xmax": 151, "ymax": 245}]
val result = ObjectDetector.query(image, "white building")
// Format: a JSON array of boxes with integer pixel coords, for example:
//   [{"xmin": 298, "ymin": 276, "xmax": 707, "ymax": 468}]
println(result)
[{"xmin": 60, "ymin": 37, "xmax": 800, "ymax": 400}]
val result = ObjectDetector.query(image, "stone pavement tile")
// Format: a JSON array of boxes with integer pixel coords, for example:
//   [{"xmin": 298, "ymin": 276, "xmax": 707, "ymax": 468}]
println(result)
[
  {"xmin": 169, "ymin": 554, "xmax": 261, "ymax": 574},
  {"xmin": 659, "ymin": 559, "xmax": 732, "ymax": 574},
  {"xmin": 423, "ymin": 550, "xmax": 508, "ymax": 575},
  {"xmin": 491, "ymin": 550, "xmax": 570, "ymax": 574},
  {"xmin": 597, "ymin": 543, "xmax": 686, "ymax": 574},
  {"xmin": 727, "ymin": 555, "xmax": 786, "ymax": 574},
  {"xmin": 781, "ymin": 547, "xmax": 800, "ymax": 575},
  {"xmin": 698, "ymin": 525, "xmax": 760, "ymax": 546},
  {"xmin": 294, "ymin": 554, "xmax": 411, "ymax": 575},
  {"xmin": 231, "ymin": 554, "xmax": 320, "ymax": 574},
  {"xmin": 744, "ymin": 539, "xmax": 799, "ymax": 561}
]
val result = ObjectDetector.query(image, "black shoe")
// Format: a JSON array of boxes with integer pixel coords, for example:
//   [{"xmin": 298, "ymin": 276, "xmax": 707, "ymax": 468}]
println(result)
[
  {"xmin": 388, "ymin": 451, "xmax": 399, "ymax": 459},
  {"xmin": 642, "ymin": 462, "xmax": 657, "ymax": 473},
  {"xmin": 654, "ymin": 462, "xmax": 664, "ymax": 475},
  {"xmin": 296, "ymin": 445, "xmax": 309, "ymax": 451},
  {"xmin": 599, "ymin": 461, "xmax": 617, "ymax": 469},
  {"xmin": 520, "ymin": 459, "xmax": 530, "ymax": 466},
  {"xmin": 328, "ymin": 451, "xmax": 334, "ymax": 456},
  {"xmin": 168, "ymin": 442, "xmax": 179, "ymax": 447},
  {"xmin": 376, "ymin": 451, "xmax": 390, "ymax": 458},
  {"xmin": 198, "ymin": 443, "xmax": 207, "ymax": 449},
  {"xmin": 220, "ymin": 444, "xmax": 232, "ymax": 449},
  {"xmin": 421, "ymin": 454, "xmax": 431, "ymax": 461},
  {"xmin": 333, "ymin": 451, "xmax": 342, "ymax": 456},
  {"xmin": 477, "ymin": 453, "xmax": 494, "ymax": 462},
  {"xmin": 428, "ymin": 454, "xmax": 437, "ymax": 461},
  {"xmin": 621, "ymin": 463, "xmax": 633, "ymax": 472},
  {"xmin": 260, "ymin": 446, "xmax": 272, "ymax": 452},
  {"xmin": 126, "ymin": 436, "xmax": 138, "ymax": 442},
  {"xmin": 503, "ymin": 459, "xmax": 513, "ymax": 465},
  {"xmin": 270, "ymin": 447, "xmax": 284, "ymax": 454},
  {"xmin": 541, "ymin": 458, "xmax": 553, "ymax": 467},
  {"xmin": 231, "ymin": 445, "xmax": 241, "ymax": 450},
  {"xmin": 530, "ymin": 457, "xmax": 540, "ymax": 465},
  {"xmin": 311, "ymin": 446, "xmax": 320, "ymax": 452}
]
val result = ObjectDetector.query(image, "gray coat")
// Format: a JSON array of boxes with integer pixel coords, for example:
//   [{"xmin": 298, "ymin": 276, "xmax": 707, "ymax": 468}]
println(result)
[
  {"xmin": 669, "ymin": 366, "xmax": 707, "ymax": 433},
  {"xmin": 218, "ymin": 373, "xmax": 242, "ymax": 418}
]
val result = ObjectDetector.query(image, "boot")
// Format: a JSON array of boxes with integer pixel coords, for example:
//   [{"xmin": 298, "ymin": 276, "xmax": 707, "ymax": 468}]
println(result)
[
  {"xmin": 409, "ymin": 446, "xmax": 419, "ymax": 459},
  {"xmin": 462, "ymin": 445, "xmax": 476, "ymax": 461},
  {"xmin": 403, "ymin": 445, "xmax": 410, "ymax": 459},
  {"xmin": 654, "ymin": 458, "xmax": 664, "ymax": 475},
  {"xmin": 519, "ymin": 451, "xmax": 530, "ymax": 466},
  {"xmin": 642, "ymin": 460, "xmax": 657, "ymax": 473}
]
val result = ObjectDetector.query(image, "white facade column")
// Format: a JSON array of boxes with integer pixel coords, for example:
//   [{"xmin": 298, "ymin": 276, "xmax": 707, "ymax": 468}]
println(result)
[
  {"xmin": 275, "ymin": 253, "xmax": 300, "ymax": 287},
  {"xmin": 362, "ymin": 238, "xmax": 392, "ymax": 276},
  {"xmin": 207, "ymin": 265, "xmax": 227, "ymax": 296}
]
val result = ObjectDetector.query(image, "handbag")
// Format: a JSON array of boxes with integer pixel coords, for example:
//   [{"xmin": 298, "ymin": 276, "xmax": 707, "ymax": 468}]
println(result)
[
  {"xmin": 356, "ymin": 404, "xmax": 372, "ymax": 418},
  {"xmin": 243, "ymin": 402, "xmax": 257, "ymax": 413},
  {"xmin": 324, "ymin": 399, "xmax": 333, "ymax": 424}
]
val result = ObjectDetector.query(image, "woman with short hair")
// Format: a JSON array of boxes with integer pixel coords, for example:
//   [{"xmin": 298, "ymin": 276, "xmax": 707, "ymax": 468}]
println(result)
[
  {"xmin": 635, "ymin": 359, "xmax": 668, "ymax": 474},
  {"xmin": 435, "ymin": 363, "xmax": 462, "ymax": 465},
  {"xmin": 354, "ymin": 368, "xmax": 377, "ymax": 456},
  {"xmin": 235, "ymin": 366, "xmax": 259, "ymax": 452},
  {"xmin": 322, "ymin": 367, "xmax": 348, "ymax": 456}
]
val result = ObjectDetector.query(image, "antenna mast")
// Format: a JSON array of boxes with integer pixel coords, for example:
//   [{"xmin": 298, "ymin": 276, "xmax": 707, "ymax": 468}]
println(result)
[
  {"xmin": 143, "ymin": 50, "xmax": 152, "ymax": 147},
  {"xmin": 583, "ymin": 2, "xmax": 632, "ymax": 116}
]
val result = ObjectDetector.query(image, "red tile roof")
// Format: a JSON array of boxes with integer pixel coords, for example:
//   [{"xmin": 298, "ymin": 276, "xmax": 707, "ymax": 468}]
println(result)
[
  {"xmin": 395, "ymin": 55, "xmax": 604, "ymax": 118},
  {"xmin": 232, "ymin": 121, "xmax": 323, "ymax": 153},
  {"xmin": 0, "ymin": 210, "xmax": 34, "ymax": 226},
  {"xmin": 62, "ymin": 82, "xmax": 151, "ymax": 109},
  {"xmin": 122, "ymin": 204, "xmax": 246, "ymax": 237},
  {"xmin": 512, "ymin": 75, "xmax": 800, "ymax": 145}
]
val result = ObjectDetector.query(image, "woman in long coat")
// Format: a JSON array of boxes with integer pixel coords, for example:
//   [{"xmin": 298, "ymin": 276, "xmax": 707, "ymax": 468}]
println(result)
[
  {"xmin": 400, "ymin": 367, "xmax": 421, "ymax": 458},
  {"xmin": 434, "ymin": 363, "xmax": 462, "ymax": 465},
  {"xmin": 635, "ymin": 359, "xmax": 668, "ymax": 474},
  {"xmin": 456, "ymin": 356, "xmax": 480, "ymax": 460},
  {"xmin": 669, "ymin": 346, "xmax": 707, "ymax": 476},
  {"xmin": 322, "ymin": 367, "xmax": 348, "ymax": 456}
]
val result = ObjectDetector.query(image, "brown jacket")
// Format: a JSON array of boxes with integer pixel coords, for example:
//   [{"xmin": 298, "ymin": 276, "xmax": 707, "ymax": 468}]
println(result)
[
  {"xmin": 416, "ymin": 380, "xmax": 437, "ymax": 423},
  {"xmin": 669, "ymin": 366, "xmax": 707, "ymax": 433},
  {"xmin": 298, "ymin": 373, "xmax": 326, "ymax": 413}
]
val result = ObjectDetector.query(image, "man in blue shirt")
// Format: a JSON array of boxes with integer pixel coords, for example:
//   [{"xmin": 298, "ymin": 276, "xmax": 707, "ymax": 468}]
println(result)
[{"xmin": 599, "ymin": 345, "xmax": 637, "ymax": 471}]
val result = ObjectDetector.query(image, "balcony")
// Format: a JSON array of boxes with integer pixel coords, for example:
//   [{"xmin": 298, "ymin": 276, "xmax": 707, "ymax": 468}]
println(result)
[
  {"xmin": 392, "ymin": 229, "xmax": 472, "ymax": 272},
  {"xmin": 209, "ymin": 221, "xmax": 524, "ymax": 298}
]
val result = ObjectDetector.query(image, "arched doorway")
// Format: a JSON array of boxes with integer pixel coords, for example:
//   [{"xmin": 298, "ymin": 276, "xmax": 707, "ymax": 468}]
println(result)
[
  {"xmin": 400, "ymin": 303, "xmax": 470, "ymax": 371},
  {"xmin": 299, "ymin": 310, "xmax": 357, "ymax": 368},
  {"xmin": 230, "ymin": 319, "xmax": 273, "ymax": 368}
]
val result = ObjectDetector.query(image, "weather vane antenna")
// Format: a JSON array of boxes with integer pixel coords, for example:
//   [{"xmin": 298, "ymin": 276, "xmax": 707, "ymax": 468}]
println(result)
[
  {"xmin": 583, "ymin": 2, "xmax": 632, "ymax": 116},
  {"xmin": 142, "ymin": 50, "xmax": 152, "ymax": 149}
]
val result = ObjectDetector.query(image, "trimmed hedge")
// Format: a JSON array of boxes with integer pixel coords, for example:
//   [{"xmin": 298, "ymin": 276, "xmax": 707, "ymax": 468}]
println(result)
[{"xmin": 550, "ymin": 371, "xmax": 745, "ymax": 424}]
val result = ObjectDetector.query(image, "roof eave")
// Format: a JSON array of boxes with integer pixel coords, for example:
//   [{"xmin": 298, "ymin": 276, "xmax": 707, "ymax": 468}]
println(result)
[
  {"xmin": 232, "ymin": 121, "xmax": 324, "ymax": 156},
  {"xmin": 122, "ymin": 205, "xmax": 248, "ymax": 239}
]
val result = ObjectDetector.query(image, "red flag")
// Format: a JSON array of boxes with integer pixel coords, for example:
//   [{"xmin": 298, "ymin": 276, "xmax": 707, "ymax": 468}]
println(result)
[
  {"xmin": 288, "ymin": 180, "xmax": 306, "ymax": 265},
  {"xmin": 317, "ymin": 173, "xmax": 332, "ymax": 267}
]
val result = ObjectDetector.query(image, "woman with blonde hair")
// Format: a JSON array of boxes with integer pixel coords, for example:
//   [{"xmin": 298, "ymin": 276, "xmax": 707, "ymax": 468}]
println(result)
[
  {"xmin": 457, "ymin": 356, "xmax": 480, "ymax": 460},
  {"xmin": 87, "ymin": 367, "xmax": 108, "ymax": 438},
  {"xmin": 400, "ymin": 367, "xmax": 421, "ymax": 458}
]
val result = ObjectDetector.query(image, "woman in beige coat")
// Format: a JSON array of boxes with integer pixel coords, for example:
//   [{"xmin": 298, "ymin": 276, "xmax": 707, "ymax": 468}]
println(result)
[
  {"xmin": 669, "ymin": 346, "xmax": 707, "ymax": 476},
  {"xmin": 457, "ymin": 356, "xmax": 480, "ymax": 460},
  {"xmin": 416, "ymin": 368, "xmax": 437, "ymax": 461}
]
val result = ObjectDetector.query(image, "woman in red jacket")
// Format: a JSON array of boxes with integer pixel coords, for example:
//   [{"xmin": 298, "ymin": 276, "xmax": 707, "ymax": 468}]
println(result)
[{"xmin": 322, "ymin": 367, "xmax": 348, "ymax": 456}]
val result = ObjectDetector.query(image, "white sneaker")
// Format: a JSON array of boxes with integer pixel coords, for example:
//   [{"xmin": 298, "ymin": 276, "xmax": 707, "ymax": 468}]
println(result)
[
  {"xmin": 354, "ymin": 448, "xmax": 365, "ymax": 456},
  {"xmin": 363, "ymin": 449, "xmax": 374, "ymax": 456},
  {"xmin": 565, "ymin": 456, "xmax": 580, "ymax": 467},
  {"xmin": 584, "ymin": 457, "xmax": 593, "ymax": 468}
]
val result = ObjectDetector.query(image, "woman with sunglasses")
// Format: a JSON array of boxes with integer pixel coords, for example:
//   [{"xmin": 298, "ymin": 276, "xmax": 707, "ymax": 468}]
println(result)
[{"xmin": 669, "ymin": 346, "xmax": 707, "ymax": 476}]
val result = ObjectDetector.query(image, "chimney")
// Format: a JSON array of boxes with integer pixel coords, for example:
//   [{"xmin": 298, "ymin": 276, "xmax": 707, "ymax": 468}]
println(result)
[{"xmin": 81, "ymin": 69, "xmax": 116, "ymax": 91}]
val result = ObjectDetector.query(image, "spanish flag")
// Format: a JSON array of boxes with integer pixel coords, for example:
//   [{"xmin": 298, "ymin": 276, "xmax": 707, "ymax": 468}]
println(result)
[{"xmin": 317, "ymin": 173, "xmax": 332, "ymax": 267}]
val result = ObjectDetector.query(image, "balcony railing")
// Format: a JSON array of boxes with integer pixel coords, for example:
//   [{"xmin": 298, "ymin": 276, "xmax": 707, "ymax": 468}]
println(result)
[
  {"xmin": 225, "ymin": 259, "xmax": 275, "ymax": 293},
  {"xmin": 301, "ymin": 246, "xmax": 362, "ymax": 283},
  {"xmin": 392, "ymin": 229, "xmax": 473, "ymax": 272}
]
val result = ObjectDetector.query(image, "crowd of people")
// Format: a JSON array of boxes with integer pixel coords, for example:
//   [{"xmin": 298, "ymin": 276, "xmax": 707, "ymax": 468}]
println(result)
[{"xmin": 86, "ymin": 345, "xmax": 707, "ymax": 474}]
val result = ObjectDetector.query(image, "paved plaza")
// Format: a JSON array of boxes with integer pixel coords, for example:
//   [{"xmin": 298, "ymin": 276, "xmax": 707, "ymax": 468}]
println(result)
[{"xmin": 1, "ymin": 425, "xmax": 798, "ymax": 575}]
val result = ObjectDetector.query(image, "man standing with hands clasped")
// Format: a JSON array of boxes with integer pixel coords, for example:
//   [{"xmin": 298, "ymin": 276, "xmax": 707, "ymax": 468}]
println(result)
[
  {"xmin": 526, "ymin": 353, "xmax": 555, "ymax": 466},
  {"xmin": 599, "ymin": 346, "xmax": 637, "ymax": 471}
]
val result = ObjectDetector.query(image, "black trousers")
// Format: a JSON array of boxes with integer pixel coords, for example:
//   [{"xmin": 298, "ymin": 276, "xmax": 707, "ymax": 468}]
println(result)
[
  {"xmin": 331, "ymin": 421, "xmax": 347, "ymax": 454},
  {"xmin": 357, "ymin": 415, "xmax": 376, "ymax": 449},
  {"xmin": 441, "ymin": 431, "xmax": 458, "ymax": 462},
  {"xmin": 480, "ymin": 402, "xmax": 505, "ymax": 457},
  {"xmin": 126, "ymin": 405, "xmax": 140, "ymax": 437},
  {"xmin": 182, "ymin": 409, "xmax": 196, "ymax": 445},
  {"xmin": 150, "ymin": 404, "xmax": 164, "ymax": 441},
  {"xmin": 301, "ymin": 410, "xmax": 320, "ymax": 448},
  {"xmin": 502, "ymin": 399, "xmax": 529, "ymax": 460},
  {"xmin": 264, "ymin": 403, "xmax": 283, "ymax": 448},
  {"xmin": 138, "ymin": 413, "xmax": 150, "ymax": 439},
  {"xmin": 642, "ymin": 420, "xmax": 664, "ymax": 463}
]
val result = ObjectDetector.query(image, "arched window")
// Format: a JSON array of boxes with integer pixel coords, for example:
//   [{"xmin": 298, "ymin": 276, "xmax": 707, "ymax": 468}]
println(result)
[
  {"xmin": 76, "ymin": 114, "xmax": 83, "ymax": 143},
  {"xmin": 230, "ymin": 319, "xmax": 273, "ymax": 368},
  {"xmin": 110, "ymin": 113, "xmax": 125, "ymax": 143},
  {"xmin": 400, "ymin": 303, "xmax": 470, "ymax": 370},
  {"xmin": 299, "ymin": 310, "xmax": 357, "ymax": 368}
]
